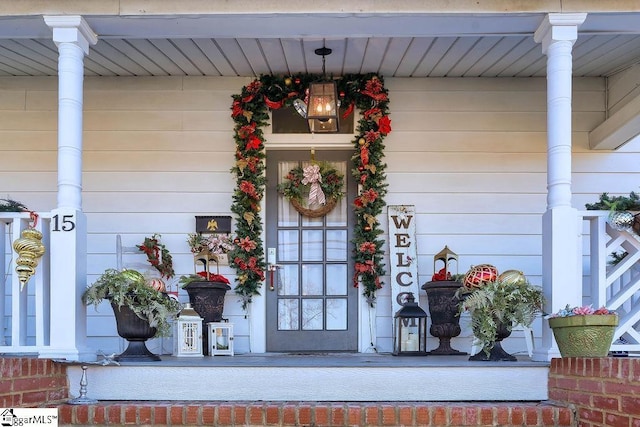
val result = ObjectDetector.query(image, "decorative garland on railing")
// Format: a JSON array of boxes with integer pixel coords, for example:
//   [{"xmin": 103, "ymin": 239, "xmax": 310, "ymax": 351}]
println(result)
[{"xmin": 230, "ymin": 73, "xmax": 391, "ymax": 309}]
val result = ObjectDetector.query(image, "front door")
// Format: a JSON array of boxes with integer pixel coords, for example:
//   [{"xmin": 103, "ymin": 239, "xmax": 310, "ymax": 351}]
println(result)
[{"xmin": 265, "ymin": 150, "xmax": 357, "ymax": 352}]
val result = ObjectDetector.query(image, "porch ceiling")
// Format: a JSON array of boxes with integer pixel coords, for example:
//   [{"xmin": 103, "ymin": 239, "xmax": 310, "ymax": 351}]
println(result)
[{"xmin": 0, "ymin": 11, "xmax": 639, "ymax": 78}]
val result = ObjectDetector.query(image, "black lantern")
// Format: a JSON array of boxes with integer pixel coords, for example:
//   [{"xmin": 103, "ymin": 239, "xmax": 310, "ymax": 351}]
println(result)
[
  {"xmin": 392, "ymin": 293, "xmax": 428, "ymax": 356},
  {"xmin": 306, "ymin": 46, "xmax": 339, "ymax": 133}
]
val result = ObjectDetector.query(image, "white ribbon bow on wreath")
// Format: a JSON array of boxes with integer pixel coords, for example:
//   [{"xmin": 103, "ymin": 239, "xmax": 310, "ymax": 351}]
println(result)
[{"xmin": 302, "ymin": 164, "xmax": 326, "ymax": 206}]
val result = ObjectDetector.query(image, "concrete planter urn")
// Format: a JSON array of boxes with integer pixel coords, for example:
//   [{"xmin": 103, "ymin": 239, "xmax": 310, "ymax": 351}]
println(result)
[
  {"xmin": 111, "ymin": 302, "xmax": 161, "ymax": 362},
  {"xmin": 421, "ymin": 280, "xmax": 466, "ymax": 355},
  {"xmin": 549, "ymin": 314, "xmax": 618, "ymax": 357}
]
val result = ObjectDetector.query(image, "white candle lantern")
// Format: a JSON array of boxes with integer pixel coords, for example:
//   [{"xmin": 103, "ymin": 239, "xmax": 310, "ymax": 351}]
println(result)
[
  {"xmin": 207, "ymin": 322, "xmax": 234, "ymax": 356},
  {"xmin": 172, "ymin": 303, "xmax": 204, "ymax": 357}
]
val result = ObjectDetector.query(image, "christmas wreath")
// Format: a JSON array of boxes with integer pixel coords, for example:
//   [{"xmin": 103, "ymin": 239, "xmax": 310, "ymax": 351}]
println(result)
[
  {"xmin": 137, "ymin": 234, "xmax": 175, "ymax": 279},
  {"xmin": 230, "ymin": 73, "xmax": 391, "ymax": 308},
  {"xmin": 278, "ymin": 161, "xmax": 344, "ymax": 218}
]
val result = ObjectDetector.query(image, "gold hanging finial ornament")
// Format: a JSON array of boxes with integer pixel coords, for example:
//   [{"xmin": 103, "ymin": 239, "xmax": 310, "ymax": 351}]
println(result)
[{"xmin": 13, "ymin": 212, "xmax": 45, "ymax": 290}]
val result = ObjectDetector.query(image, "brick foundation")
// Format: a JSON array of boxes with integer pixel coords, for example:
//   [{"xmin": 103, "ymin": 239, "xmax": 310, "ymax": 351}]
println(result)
[
  {"xmin": 0, "ymin": 356, "xmax": 69, "ymax": 407},
  {"xmin": 5, "ymin": 356, "xmax": 640, "ymax": 426},
  {"xmin": 56, "ymin": 401, "xmax": 572, "ymax": 426},
  {"xmin": 548, "ymin": 357, "xmax": 640, "ymax": 427}
]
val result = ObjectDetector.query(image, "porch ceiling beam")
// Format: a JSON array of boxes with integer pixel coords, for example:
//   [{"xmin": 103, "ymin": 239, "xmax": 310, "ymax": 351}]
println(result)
[
  {"xmin": 3, "ymin": 12, "xmax": 640, "ymax": 40},
  {"xmin": 589, "ymin": 93, "xmax": 640, "ymax": 150}
]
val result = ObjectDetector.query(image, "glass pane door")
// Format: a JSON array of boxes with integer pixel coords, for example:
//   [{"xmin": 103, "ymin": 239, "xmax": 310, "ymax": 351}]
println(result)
[{"xmin": 265, "ymin": 150, "xmax": 357, "ymax": 352}]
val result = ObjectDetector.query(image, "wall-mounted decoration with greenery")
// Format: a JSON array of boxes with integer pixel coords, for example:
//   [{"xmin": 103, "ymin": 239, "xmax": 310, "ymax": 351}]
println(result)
[
  {"xmin": 230, "ymin": 73, "xmax": 391, "ymax": 308},
  {"xmin": 585, "ymin": 191, "xmax": 640, "ymax": 211},
  {"xmin": 585, "ymin": 190, "xmax": 640, "ymax": 235}
]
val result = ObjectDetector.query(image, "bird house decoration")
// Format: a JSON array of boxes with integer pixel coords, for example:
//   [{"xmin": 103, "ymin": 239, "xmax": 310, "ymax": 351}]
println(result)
[
  {"xmin": 393, "ymin": 293, "xmax": 428, "ymax": 356},
  {"xmin": 173, "ymin": 303, "xmax": 204, "ymax": 357},
  {"xmin": 432, "ymin": 245, "xmax": 458, "ymax": 282}
]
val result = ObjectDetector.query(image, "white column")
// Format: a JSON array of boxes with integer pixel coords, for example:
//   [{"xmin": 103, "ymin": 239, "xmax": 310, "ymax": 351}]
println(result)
[
  {"xmin": 532, "ymin": 13, "xmax": 587, "ymax": 362},
  {"xmin": 40, "ymin": 16, "xmax": 97, "ymax": 361},
  {"xmin": 44, "ymin": 15, "xmax": 96, "ymax": 211}
]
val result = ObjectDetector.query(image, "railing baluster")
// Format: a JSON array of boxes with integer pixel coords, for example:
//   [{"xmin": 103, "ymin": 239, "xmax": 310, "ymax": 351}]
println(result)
[
  {"xmin": 0, "ymin": 212, "xmax": 53, "ymax": 354},
  {"xmin": 0, "ymin": 218, "xmax": 7, "ymax": 346},
  {"xmin": 581, "ymin": 210, "xmax": 640, "ymax": 353}
]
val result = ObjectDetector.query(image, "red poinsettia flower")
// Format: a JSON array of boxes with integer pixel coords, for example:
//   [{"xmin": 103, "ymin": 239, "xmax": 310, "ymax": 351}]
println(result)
[
  {"xmin": 238, "ymin": 236, "xmax": 257, "ymax": 252},
  {"xmin": 377, "ymin": 115, "xmax": 392, "ymax": 135},
  {"xmin": 231, "ymin": 100, "xmax": 243, "ymax": 118},
  {"xmin": 238, "ymin": 122, "xmax": 257, "ymax": 138},
  {"xmin": 361, "ymin": 189, "xmax": 378, "ymax": 203},
  {"xmin": 196, "ymin": 271, "xmax": 230, "ymax": 284},
  {"xmin": 246, "ymin": 80, "xmax": 262, "ymax": 93},
  {"xmin": 364, "ymin": 78, "xmax": 383, "ymax": 94},
  {"xmin": 247, "ymin": 134, "xmax": 262, "ymax": 150},
  {"xmin": 364, "ymin": 130, "xmax": 380, "ymax": 143},
  {"xmin": 239, "ymin": 180, "xmax": 258, "ymax": 199},
  {"xmin": 359, "ymin": 241, "xmax": 377, "ymax": 254}
]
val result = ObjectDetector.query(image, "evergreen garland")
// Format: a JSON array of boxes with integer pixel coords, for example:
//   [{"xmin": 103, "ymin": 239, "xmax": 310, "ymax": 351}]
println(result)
[{"xmin": 229, "ymin": 73, "xmax": 391, "ymax": 309}]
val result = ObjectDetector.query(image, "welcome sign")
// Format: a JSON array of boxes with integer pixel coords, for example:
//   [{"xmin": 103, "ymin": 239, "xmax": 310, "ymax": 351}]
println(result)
[{"xmin": 387, "ymin": 205, "xmax": 420, "ymax": 316}]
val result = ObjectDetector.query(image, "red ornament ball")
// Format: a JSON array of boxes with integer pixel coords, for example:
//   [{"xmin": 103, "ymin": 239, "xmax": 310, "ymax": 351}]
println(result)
[
  {"xmin": 363, "ymin": 225, "xmax": 372, "ymax": 232},
  {"xmin": 146, "ymin": 277, "xmax": 166, "ymax": 293},
  {"xmin": 463, "ymin": 264, "xmax": 498, "ymax": 290}
]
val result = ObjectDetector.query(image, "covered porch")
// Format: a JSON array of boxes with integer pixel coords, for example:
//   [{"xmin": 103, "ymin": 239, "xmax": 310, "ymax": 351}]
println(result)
[{"xmin": 1, "ymin": 3, "xmax": 640, "ymax": 404}]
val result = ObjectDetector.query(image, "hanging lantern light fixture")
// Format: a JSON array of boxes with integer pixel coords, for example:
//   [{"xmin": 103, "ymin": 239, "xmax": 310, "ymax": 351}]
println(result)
[{"xmin": 306, "ymin": 46, "xmax": 340, "ymax": 133}]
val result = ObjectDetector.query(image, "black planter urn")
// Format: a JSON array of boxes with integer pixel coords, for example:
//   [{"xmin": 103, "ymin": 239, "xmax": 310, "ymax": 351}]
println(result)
[
  {"xmin": 184, "ymin": 281, "xmax": 231, "ymax": 355},
  {"xmin": 469, "ymin": 322, "xmax": 517, "ymax": 361},
  {"xmin": 421, "ymin": 280, "xmax": 467, "ymax": 355},
  {"xmin": 110, "ymin": 303, "xmax": 161, "ymax": 362}
]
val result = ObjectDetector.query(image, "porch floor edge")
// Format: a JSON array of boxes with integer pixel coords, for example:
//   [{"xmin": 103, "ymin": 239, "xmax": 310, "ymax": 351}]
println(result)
[{"xmin": 64, "ymin": 354, "xmax": 549, "ymax": 402}]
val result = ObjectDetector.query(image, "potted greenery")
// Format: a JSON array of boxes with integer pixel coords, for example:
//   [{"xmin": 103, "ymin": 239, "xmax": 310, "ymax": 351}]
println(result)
[
  {"xmin": 457, "ymin": 275, "xmax": 544, "ymax": 361},
  {"xmin": 82, "ymin": 268, "xmax": 181, "ymax": 362},
  {"xmin": 82, "ymin": 234, "xmax": 181, "ymax": 361},
  {"xmin": 547, "ymin": 305, "xmax": 618, "ymax": 357}
]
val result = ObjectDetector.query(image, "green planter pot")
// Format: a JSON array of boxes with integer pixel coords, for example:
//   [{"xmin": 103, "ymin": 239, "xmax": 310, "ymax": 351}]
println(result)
[{"xmin": 548, "ymin": 314, "xmax": 618, "ymax": 357}]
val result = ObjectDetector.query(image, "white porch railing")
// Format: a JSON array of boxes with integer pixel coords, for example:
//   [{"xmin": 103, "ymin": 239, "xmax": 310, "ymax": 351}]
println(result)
[
  {"xmin": 1, "ymin": 212, "xmax": 52, "ymax": 353},
  {"xmin": 581, "ymin": 211, "xmax": 640, "ymax": 353},
  {"xmin": 3, "ymin": 210, "xmax": 639, "ymax": 356}
]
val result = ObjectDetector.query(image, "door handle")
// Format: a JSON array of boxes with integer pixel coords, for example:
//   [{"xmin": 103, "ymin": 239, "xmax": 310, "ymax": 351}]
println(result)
[{"xmin": 268, "ymin": 264, "xmax": 281, "ymax": 291}]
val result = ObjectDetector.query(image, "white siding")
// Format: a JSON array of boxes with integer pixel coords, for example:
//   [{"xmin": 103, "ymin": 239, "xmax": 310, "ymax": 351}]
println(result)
[{"xmin": 2, "ymin": 75, "xmax": 639, "ymax": 355}]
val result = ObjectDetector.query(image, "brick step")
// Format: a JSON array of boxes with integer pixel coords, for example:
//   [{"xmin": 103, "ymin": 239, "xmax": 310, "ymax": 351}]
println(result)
[{"xmin": 58, "ymin": 401, "xmax": 575, "ymax": 426}]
